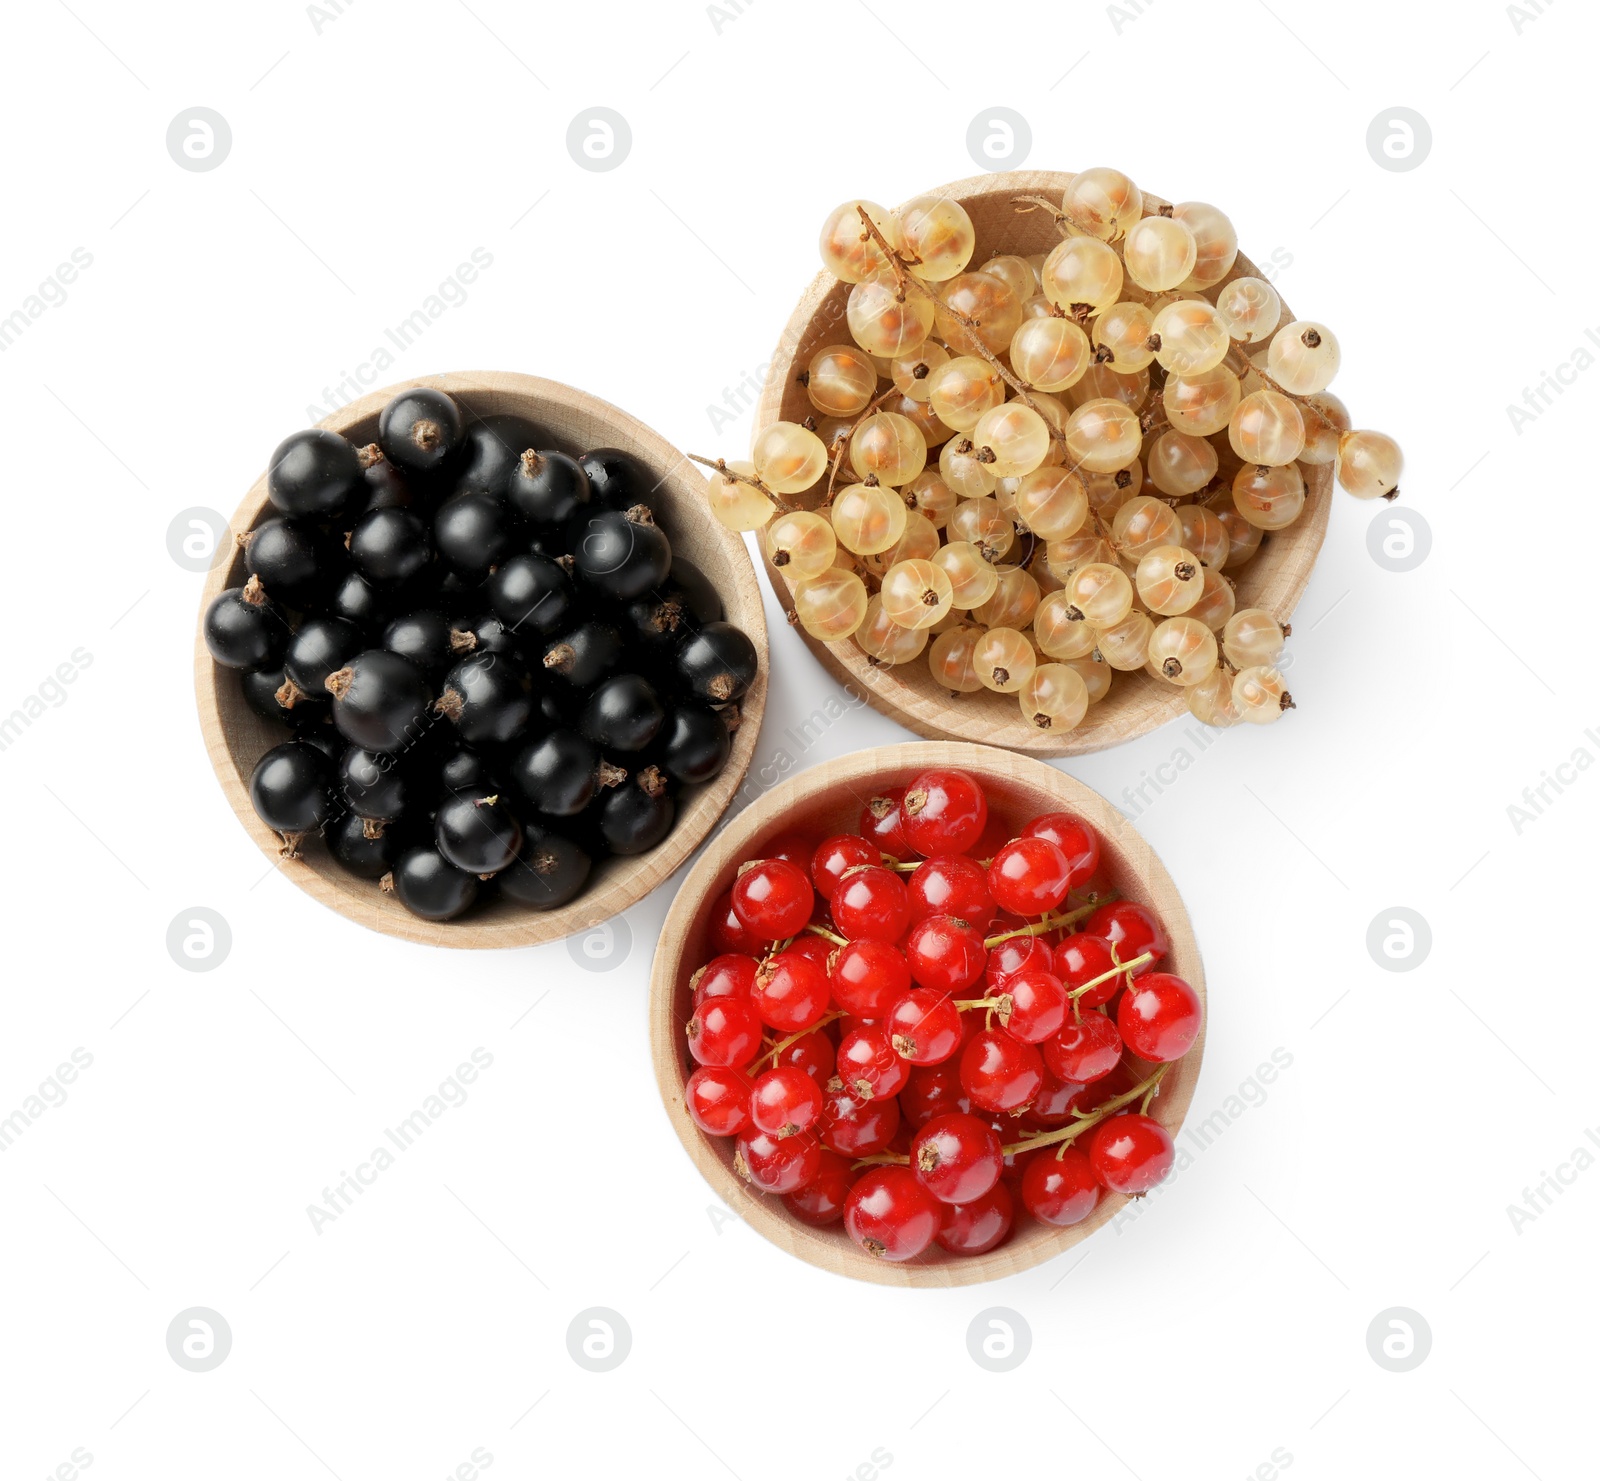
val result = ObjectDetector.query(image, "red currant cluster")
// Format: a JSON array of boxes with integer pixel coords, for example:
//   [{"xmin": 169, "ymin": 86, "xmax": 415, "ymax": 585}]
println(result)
[{"xmin": 680, "ymin": 767, "xmax": 1203, "ymax": 1263}]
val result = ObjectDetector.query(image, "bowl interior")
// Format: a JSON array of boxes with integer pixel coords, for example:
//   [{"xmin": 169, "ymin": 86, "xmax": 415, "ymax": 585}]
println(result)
[
  {"xmin": 756, "ymin": 170, "xmax": 1332, "ymax": 756},
  {"xmin": 650, "ymin": 742, "xmax": 1205, "ymax": 1287},
  {"xmin": 196, "ymin": 372, "xmax": 767, "ymax": 949}
]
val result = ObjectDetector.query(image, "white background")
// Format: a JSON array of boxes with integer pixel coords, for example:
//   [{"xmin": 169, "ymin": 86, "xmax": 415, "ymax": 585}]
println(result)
[{"xmin": 0, "ymin": 1, "xmax": 1592, "ymax": 1477}]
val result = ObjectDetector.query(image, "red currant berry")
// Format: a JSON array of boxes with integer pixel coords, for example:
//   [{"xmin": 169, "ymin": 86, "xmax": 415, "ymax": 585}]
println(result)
[
  {"xmin": 685, "ymin": 996, "xmax": 762, "ymax": 1067},
  {"xmin": 763, "ymin": 830, "xmax": 819, "ymax": 869},
  {"xmin": 782, "ymin": 933, "xmax": 834, "ymax": 972},
  {"xmin": 901, "ymin": 1065, "xmax": 969, "ymax": 1129},
  {"xmin": 1021, "ymin": 811, "xmax": 1100, "ymax": 889},
  {"xmin": 1054, "ymin": 933, "xmax": 1125, "ymax": 1008},
  {"xmin": 771, "ymin": 1027, "xmax": 835, "ymax": 1083},
  {"xmin": 811, "ymin": 833, "xmax": 880, "ymax": 902},
  {"xmin": 988, "ymin": 837, "xmax": 1074, "ymax": 917},
  {"xmin": 784, "ymin": 1149, "xmax": 853, "ymax": 1226},
  {"xmin": 960, "ymin": 1028, "xmax": 1044, "ymax": 1113},
  {"xmin": 904, "ymin": 915, "xmax": 988, "ymax": 993},
  {"xmin": 691, "ymin": 953, "xmax": 757, "ymax": 1005},
  {"xmin": 1021, "ymin": 1071, "xmax": 1088, "ymax": 1128},
  {"xmin": 984, "ymin": 933, "xmax": 1055, "ymax": 992},
  {"xmin": 707, "ymin": 889, "xmax": 764, "ymax": 955},
  {"xmin": 751, "ymin": 950, "xmax": 831, "ymax": 1032},
  {"xmin": 736, "ymin": 1127, "xmax": 821, "ymax": 1194},
  {"xmin": 732, "ymin": 858, "xmax": 815, "ymax": 941},
  {"xmin": 1083, "ymin": 900, "xmax": 1169, "ymax": 974},
  {"xmin": 936, "ymin": 1180, "xmax": 1015, "ymax": 1255},
  {"xmin": 829, "ymin": 939, "xmax": 911, "ymax": 1018},
  {"xmin": 859, "ymin": 788, "xmax": 913, "ymax": 859},
  {"xmin": 819, "ymin": 1082, "xmax": 900, "ymax": 1156},
  {"xmin": 911, "ymin": 1112, "xmax": 1004, "ymax": 1204},
  {"xmin": 685, "ymin": 1065, "xmax": 755, "ymax": 1136},
  {"xmin": 886, "ymin": 987, "xmax": 963, "ymax": 1065},
  {"xmin": 1087, "ymin": 1113, "xmax": 1174, "ymax": 1194},
  {"xmin": 833, "ymin": 865, "xmax": 910, "ymax": 944},
  {"xmin": 1041, "ymin": 1011, "xmax": 1123, "ymax": 1083},
  {"xmin": 906, "ymin": 854, "xmax": 994, "ymax": 923},
  {"xmin": 1117, "ymin": 973, "xmax": 1202, "ymax": 1062},
  {"xmin": 1021, "ymin": 1145, "xmax": 1101, "ymax": 1225},
  {"xmin": 995, "ymin": 967, "xmax": 1068, "ymax": 1043},
  {"xmin": 843, "ymin": 1166, "xmax": 943, "ymax": 1261},
  {"xmin": 750, "ymin": 1065, "xmax": 825, "ymax": 1138},
  {"xmin": 900, "ymin": 768, "xmax": 988, "ymax": 856},
  {"xmin": 836, "ymin": 1023, "xmax": 911, "ymax": 1100}
]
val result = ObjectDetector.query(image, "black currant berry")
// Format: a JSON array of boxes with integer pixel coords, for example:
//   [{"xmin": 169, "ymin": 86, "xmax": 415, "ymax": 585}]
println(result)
[
  {"xmin": 384, "ymin": 845, "xmax": 478, "ymax": 920},
  {"xmin": 240, "ymin": 518, "xmax": 342, "ymax": 608},
  {"xmin": 666, "ymin": 557, "xmax": 724, "ymax": 626},
  {"xmin": 579, "ymin": 674, "xmax": 664, "ymax": 753},
  {"xmin": 294, "ymin": 726, "xmax": 343, "ymax": 764},
  {"xmin": 656, "ymin": 703, "xmax": 733, "ymax": 786},
  {"xmin": 325, "ymin": 649, "xmax": 433, "ymax": 753},
  {"xmin": 438, "ymin": 746, "xmax": 495, "ymax": 797},
  {"xmin": 498, "ymin": 827, "xmax": 592, "ymax": 910},
  {"xmin": 268, "ymin": 429, "xmax": 362, "ymax": 520},
  {"xmin": 510, "ymin": 729, "xmax": 625, "ymax": 818},
  {"xmin": 596, "ymin": 765, "xmax": 676, "ymax": 855},
  {"xmin": 579, "ymin": 448, "xmax": 652, "ymax": 512},
  {"xmin": 677, "ymin": 621, "xmax": 759, "ymax": 705},
  {"xmin": 284, "ymin": 616, "xmax": 363, "ymax": 700},
  {"xmin": 451, "ymin": 414, "xmax": 545, "ymax": 496},
  {"xmin": 541, "ymin": 621, "xmax": 624, "ymax": 690},
  {"xmin": 571, "ymin": 506, "xmax": 672, "ymax": 602},
  {"xmin": 349, "ymin": 508, "xmax": 432, "ymax": 589},
  {"xmin": 434, "ymin": 491, "xmax": 513, "ymax": 580},
  {"xmin": 241, "ymin": 665, "xmax": 323, "ymax": 725},
  {"xmin": 435, "ymin": 654, "xmax": 532, "ymax": 746},
  {"xmin": 488, "ymin": 552, "xmax": 574, "ymax": 639},
  {"xmin": 355, "ymin": 443, "xmax": 418, "ymax": 512},
  {"xmin": 382, "ymin": 609, "xmax": 471, "ymax": 681},
  {"xmin": 330, "ymin": 569, "xmax": 392, "ymax": 631},
  {"xmin": 378, "ymin": 388, "xmax": 463, "ymax": 473},
  {"xmin": 204, "ymin": 577, "xmax": 286, "ymax": 669},
  {"xmin": 339, "ymin": 746, "xmax": 408, "ymax": 821},
  {"xmin": 249, "ymin": 740, "xmax": 334, "ymax": 850},
  {"xmin": 508, "ymin": 449, "xmax": 590, "ymax": 527},
  {"xmin": 327, "ymin": 811, "xmax": 403, "ymax": 880},
  {"xmin": 436, "ymin": 789, "xmax": 521, "ymax": 875},
  {"xmin": 618, "ymin": 589, "xmax": 691, "ymax": 656},
  {"xmin": 453, "ymin": 612, "xmax": 522, "ymax": 658}
]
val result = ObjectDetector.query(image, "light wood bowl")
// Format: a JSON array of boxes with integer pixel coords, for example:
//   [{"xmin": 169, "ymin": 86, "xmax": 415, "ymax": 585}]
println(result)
[
  {"xmin": 194, "ymin": 371, "xmax": 768, "ymax": 949},
  {"xmin": 649, "ymin": 741, "xmax": 1206, "ymax": 1287},
  {"xmin": 755, "ymin": 169, "xmax": 1332, "ymax": 756}
]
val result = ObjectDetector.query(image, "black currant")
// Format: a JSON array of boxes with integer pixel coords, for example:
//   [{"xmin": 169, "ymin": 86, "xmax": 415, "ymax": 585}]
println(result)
[
  {"xmin": 453, "ymin": 611, "xmax": 522, "ymax": 658},
  {"xmin": 327, "ymin": 811, "xmax": 403, "ymax": 879},
  {"xmin": 203, "ymin": 577, "xmax": 287, "ymax": 669},
  {"xmin": 498, "ymin": 827, "xmax": 592, "ymax": 910},
  {"xmin": 240, "ymin": 518, "xmax": 342, "ymax": 608},
  {"xmin": 451, "ymin": 413, "xmax": 545, "ymax": 496},
  {"xmin": 241, "ymin": 665, "xmax": 324, "ymax": 725},
  {"xmin": 339, "ymin": 746, "xmax": 409, "ymax": 821},
  {"xmin": 435, "ymin": 653, "xmax": 532, "ymax": 746},
  {"xmin": 378, "ymin": 388, "xmax": 463, "ymax": 473},
  {"xmin": 666, "ymin": 556, "xmax": 724, "ymax": 626},
  {"xmin": 508, "ymin": 448, "xmax": 590, "ymax": 527},
  {"xmin": 618, "ymin": 589, "xmax": 691, "ymax": 656},
  {"xmin": 579, "ymin": 673, "xmax": 664, "ymax": 753},
  {"xmin": 571, "ymin": 506, "xmax": 671, "ymax": 602},
  {"xmin": 488, "ymin": 552, "xmax": 575, "ymax": 639},
  {"xmin": 382, "ymin": 609, "xmax": 471, "ymax": 681},
  {"xmin": 436, "ymin": 788, "xmax": 521, "ymax": 875},
  {"xmin": 349, "ymin": 508, "xmax": 432, "ymax": 589},
  {"xmin": 293, "ymin": 726, "xmax": 343, "ymax": 764},
  {"xmin": 434, "ymin": 491, "xmax": 514, "ymax": 581},
  {"xmin": 655, "ymin": 703, "xmax": 733, "ymax": 786},
  {"xmin": 677, "ymin": 621, "xmax": 759, "ymax": 705},
  {"xmin": 355, "ymin": 442, "xmax": 418, "ymax": 512},
  {"xmin": 385, "ymin": 845, "xmax": 478, "ymax": 920},
  {"xmin": 284, "ymin": 616, "xmax": 363, "ymax": 700},
  {"xmin": 596, "ymin": 765, "xmax": 676, "ymax": 855},
  {"xmin": 509, "ymin": 729, "xmax": 625, "ymax": 818},
  {"xmin": 249, "ymin": 739, "xmax": 334, "ymax": 850},
  {"xmin": 540, "ymin": 620, "xmax": 624, "ymax": 690},
  {"xmin": 438, "ymin": 746, "xmax": 495, "ymax": 797},
  {"xmin": 325, "ymin": 649, "xmax": 434, "ymax": 753},
  {"xmin": 330, "ymin": 569, "xmax": 392, "ymax": 631},
  {"xmin": 268, "ymin": 429, "xmax": 362, "ymax": 520},
  {"xmin": 579, "ymin": 447, "xmax": 652, "ymax": 512}
]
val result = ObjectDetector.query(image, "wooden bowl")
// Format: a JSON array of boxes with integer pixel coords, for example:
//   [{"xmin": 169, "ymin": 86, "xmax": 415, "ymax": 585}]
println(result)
[
  {"xmin": 649, "ymin": 741, "xmax": 1206, "ymax": 1287},
  {"xmin": 194, "ymin": 371, "xmax": 768, "ymax": 949},
  {"xmin": 754, "ymin": 169, "xmax": 1332, "ymax": 756}
]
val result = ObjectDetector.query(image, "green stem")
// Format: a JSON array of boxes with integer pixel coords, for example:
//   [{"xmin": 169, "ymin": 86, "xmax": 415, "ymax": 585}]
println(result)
[
  {"xmin": 804, "ymin": 923, "xmax": 848, "ymax": 947},
  {"xmin": 1067, "ymin": 949, "xmax": 1153, "ymax": 1001},
  {"xmin": 1000, "ymin": 1064, "xmax": 1169, "ymax": 1158},
  {"xmin": 983, "ymin": 893, "xmax": 1115, "ymax": 950},
  {"xmin": 852, "ymin": 1151, "xmax": 911, "ymax": 1168},
  {"xmin": 759, "ymin": 1010, "xmax": 844, "ymax": 1068}
]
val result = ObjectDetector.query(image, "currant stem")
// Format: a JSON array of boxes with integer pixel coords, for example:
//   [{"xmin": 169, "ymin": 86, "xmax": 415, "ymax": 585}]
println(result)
[
  {"xmin": 822, "ymin": 383, "xmax": 901, "ymax": 506},
  {"xmin": 759, "ymin": 1010, "xmax": 844, "ymax": 1068},
  {"xmin": 685, "ymin": 453, "xmax": 798, "ymax": 515},
  {"xmin": 1000, "ymin": 1064, "xmax": 1169, "ymax": 1157},
  {"xmin": 1067, "ymin": 949, "xmax": 1153, "ymax": 1000},
  {"xmin": 1223, "ymin": 348, "xmax": 1343, "ymax": 438},
  {"xmin": 852, "ymin": 1151, "xmax": 911, "ymax": 1168},
  {"xmin": 804, "ymin": 923, "xmax": 849, "ymax": 947},
  {"xmin": 982, "ymin": 894, "xmax": 1114, "ymax": 949}
]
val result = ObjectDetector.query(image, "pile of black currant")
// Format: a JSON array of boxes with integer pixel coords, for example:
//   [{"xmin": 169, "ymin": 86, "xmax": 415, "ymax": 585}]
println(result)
[{"xmin": 203, "ymin": 385, "xmax": 758, "ymax": 922}]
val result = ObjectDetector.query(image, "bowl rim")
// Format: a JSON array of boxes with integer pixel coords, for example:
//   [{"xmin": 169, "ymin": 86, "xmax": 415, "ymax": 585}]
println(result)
[
  {"xmin": 194, "ymin": 370, "xmax": 768, "ymax": 949},
  {"xmin": 753, "ymin": 168, "xmax": 1332, "ymax": 757},
  {"xmin": 648, "ymin": 740, "xmax": 1207, "ymax": 1287}
]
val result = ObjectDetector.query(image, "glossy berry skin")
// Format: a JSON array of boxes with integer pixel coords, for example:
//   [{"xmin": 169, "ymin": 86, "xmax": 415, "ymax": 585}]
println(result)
[
  {"xmin": 571, "ymin": 508, "xmax": 672, "ymax": 601},
  {"xmin": 781, "ymin": 934, "xmax": 833, "ymax": 972},
  {"xmin": 819, "ymin": 1084, "xmax": 900, "ymax": 1156},
  {"xmin": 249, "ymin": 741, "xmax": 332, "ymax": 834},
  {"xmin": 656, "ymin": 704, "xmax": 731, "ymax": 786},
  {"xmin": 812, "ymin": 834, "xmax": 880, "ymax": 902},
  {"xmin": 731, "ymin": 859, "xmax": 815, "ymax": 941},
  {"xmin": 498, "ymin": 829, "xmax": 591, "ymax": 910},
  {"xmin": 677, "ymin": 622, "xmax": 759, "ymax": 705},
  {"xmin": 1083, "ymin": 900, "xmax": 1169, "ymax": 974},
  {"xmin": 832, "ymin": 865, "xmax": 910, "ymax": 944},
  {"xmin": 1055, "ymin": 934, "xmax": 1128, "ymax": 1008},
  {"xmin": 330, "ymin": 569, "xmax": 390, "ymax": 631},
  {"xmin": 691, "ymin": 954, "xmax": 757, "ymax": 1005},
  {"xmin": 1042, "ymin": 1012, "xmax": 1124, "ymax": 1083},
  {"xmin": 267, "ymin": 428, "xmax": 362, "ymax": 519},
  {"xmin": 772, "ymin": 1028, "xmax": 834, "ymax": 1085},
  {"xmin": 242, "ymin": 518, "xmax": 340, "ymax": 608},
  {"xmin": 326, "ymin": 810, "xmax": 402, "ymax": 880},
  {"xmin": 996, "ymin": 968, "xmax": 1068, "ymax": 1043},
  {"xmin": 1022, "ymin": 811, "xmax": 1101, "ymax": 889},
  {"xmin": 438, "ymin": 655, "xmax": 532, "ymax": 747},
  {"xmin": 900, "ymin": 1063, "xmax": 973, "ymax": 1128},
  {"xmin": 1021, "ymin": 1146, "xmax": 1101, "ymax": 1225},
  {"xmin": 450, "ymin": 413, "xmax": 544, "ymax": 497},
  {"xmin": 434, "ymin": 492, "xmax": 513, "ymax": 581},
  {"xmin": 686, "ymin": 1066, "xmax": 755, "ymax": 1136},
  {"xmin": 986, "ymin": 934, "xmax": 1055, "ymax": 993},
  {"xmin": 338, "ymin": 747, "xmax": 407, "ymax": 821},
  {"xmin": 285, "ymin": 616, "xmax": 363, "ymax": 697},
  {"xmin": 488, "ymin": 552, "xmax": 575, "ymax": 638},
  {"xmin": 960, "ymin": 1028, "xmax": 1044, "ymax": 1113},
  {"xmin": 381, "ymin": 610, "xmax": 460, "ymax": 682},
  {"xmin": 1116, "ymin": 972, "xmax": 1203, "ymax": 1061},
  {"xmin": 937, "ymin": 1181, "xmax": 1014, "ymax": 1255},
  {"xmin": 1088, "ymin": 1113, "xmax": 1175, "ymax": 1194},
  {"xmin": 886, "ymin": 988, "xmax": 963, "ymax": 1066},
  {"xmin": 1022, "ymin": 1072, "xmax": 1089, "ymax": 1128},
  {"xmin": 507, "ymin": 448, "xmax": 590, "ymax": 527},
  {"xmin": 580, "ymin": 674, "xmax": 665, "ymax": 753},
  {"xmin": 912, "ymin": 1113, "xmax": 1004, "ymax": 1204},
  {"xmin": 751, "ymin": 951, "xmax": 830, "ymax": 1033},
  {"xmin": 736, "ymin": 1128, "xmax": 820, "ymax": 1195},
  {"xmin": 762, "ymin": 831, "xmax": 817, "ymax": 869},
  {"xmin": 510, "ymin": 730, "xmax": 610, "ymax": 818},
  {"xmin": 378, "ymin": 387, "xmax": 463, "ymax": 473},
  {"xmin": 750, "ymin": 1066, "xmax": 825, "ymax": 1138},
  {"xmin": 325, "ymin": 650, "xmax": 432, "ymax": 753},
  {"xmin": 906, "ymin": 855, "xmax": 993, "ymax": 924},
  {"xmin": 685, "ymin": 996, "xmax": 763, "ymax": 1067},
  {"xmin": 904, "ymin": 915, "xmax": 987, "ymax": 993},
  {"xmin": 436, "ymin": 789, "xmax": 521, "ymax": 875},
  {"xmin": 388, "ymin": 845, "xmax": 478, "ymax": 921},
  {"xmin": 901, "ymin": 768, "xmax": 988, "ymax": 856},
  {"xmin": 829, "ymin": 939, "xmax": 911, "ymax": 1018},
  {"xmin": 349, "ymin": 508, "xmax": 432, "ymax": 589},
  {"xmin": 579, "ymin": 447, "xmax": 652, "ymax": 511},
  {"xmin": 859, "ymin": 789, "xmax": 913, "ymax": 859},
  {"xmin": 844, "ymin": 1166, "xmax": 943, "ymax": 1261},
  {"xmin": 597, "ymin": 769, "xmax": 676, "ymax": 855},
  {"xmin": 988, "ymin": 837, "xmax": 1074, "ymax": 917},
  {"xmin": 785, "ymin": 1150, "xmax": 853, "ymax": 1226},
  {"xmin": 837, "ymin": 1023, "xmax": 912, "ymax": 1101},
  {"xmin": 204, "ymin": 584, "xmax": 286, "ymax": 669},
  {"xmin": 707, "ymin": 889, "xmax": 764, "ymax": 956}
]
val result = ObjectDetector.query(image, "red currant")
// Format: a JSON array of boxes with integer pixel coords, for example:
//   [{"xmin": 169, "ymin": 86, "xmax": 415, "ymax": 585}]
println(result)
[
  {"xmin": 960, "ymin": 1028, "xmax": 1044, "ymax": 1113},
  {"xmin": 750, "ymin": 1065, "xmax": 825, "ymax": 1138},
  {"xmin": 843, "ymin": 1166, "xmax": 943, "ymax": 1260},
  {"xmin": 819, "ymin": 1082, "xmax": 900, "ymax": 1156},
  {"xmin": 685, "ymin": 996, "xmax": 762, "ymax": 1067},
  {"xmin": 988, "ymin": 837, "xmax": 1073, "ymax": 917},
  {"xmin": 833, "ymin": 865, "xmax": 910, "ymax": 944},
  {"xmin": 1083, "ymin": 900, "xmax": 1169, "ymax": 974},
  {"xmin": 784, "ymin": 1149, "xmax": 853, "ymax": 1226},
  {"xmin": 900, "ymin": 768, "xmax": 988, "ymax": 856},
  {"xmin": 811, "ymin": 833, "xmax": 879, "ymax": 902},
  {"xmin": 886, "ymin": 988, "xmax": 963, "ymax": 1065},
  {"xmin": 899, "ymin": 1062, "xmax": 973, "ymax": 1128},
  {"xmin": 1021, "ymin": 1145, "xmax": 1101, "ymax": 1225},
  {"xmin": 736, "ymin": 1127, "xmax": 821, "ymax": 1194},
  {"xmin": 906, "ymin": 854, "xmax": 993, "ymax": 923},
  {"xmin": 781, "ymin": 933, "xmax": 833, "ymax": 972},
  {"xmin": 1117, "ymin": 973, "xmax": 1202, "ymax": 1062},
  {"xmin": 859, "ymin": 788, "xmax": 914, "ymax": 859},
  {"xmin": 829, "ymin": 939, "xmax": 911, "ymax": 1018},
  {"xmin": 984, "ymin": 933, "xmax": 1055, "ymax": 992},
  {"xmin": 837, "ymin": 1023, "xmax": 911, "ymax": 1100},
  {"xmin": 691, "ymin": 953, "xmax": 757, "ymax": 1005},
  {"xmin": 1054, "ymin": 933, "xmax": 1126, "ymax": 1009},
  {"xmin": 763, "ymin": 830, "xmax": 819, "ymax": 869},
  {"xmin": 751, "ymin": 950, "xmax": 830, "ymax": 1032},
  {"xmin": 732, "ymin": 858, "xmax": 815, "ymax": 941},
  {"xmin": 771, "ymin": 1026, "xmax": 834, "ymax": 1083},
  {"xmin": 911, "ymin": 1112, "xmax": 1004, "ymax": 1204},
  {"xmin": 1041, "ymin": 1011, "xmax": 1123, "ymax": 1083},
  {"xmin": 1087, "ymin": 1113, "xmax": 1174, "ymax": 1194},
  {"xmin": 995, "ymin": 967, "xmax": 1068, "ymax": 1043},
  {"xmin": 685, "ymin": 1065, "xmax": 755, "ymax": 1136},
  {"xmin": 936, "ymin": 1181, "xmax": 1014, "ymax": 1255},
  {"xmin": 1021, "ymin": 811, "xmax": 1100, "ymax": 889},
  {"xmin": 707, "ymin": 889, "xmax": 764, "ymax": 955},
  {"xmin": 1021, "ymin": 1071, "xmax": 1088, "ymax": 1129},
  {"xmin": 903, "ymin": 915, "xmax": 987, "ymax": 993}
]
